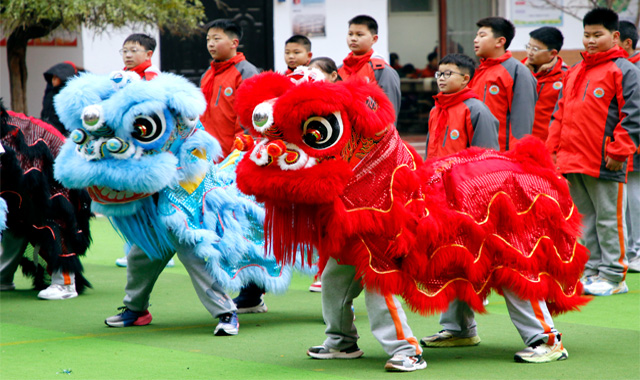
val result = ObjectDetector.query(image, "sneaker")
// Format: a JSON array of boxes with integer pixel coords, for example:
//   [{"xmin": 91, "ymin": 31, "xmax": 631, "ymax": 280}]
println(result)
[
  {"xmin": 514, "ymin": 340, "xmax": 568, "ymax": 363},
  {"xmin": 580, "ymin": 274, "xmax": 598, "ymax": 286},
  {"xmin": 421, "ymin": 330, "xmax": 481, "ymax": 347},
  {"xmin": 105, "ymin": 306, "xmax": 152, "ymax": 327},
  {"xmin": 307, "ymin": 343, "xmax": 364, "ymax": 359},
  {"xmin": 309, "ymin": 281, "xmax": 322, "ymax": 292},
  {"xmin": 0, "ymin": 283, "xmax": 16, "ymax": 291},
  {"xmin": 628, "ymin": 257, "xmax": 640, "ymax": 273},
  {"xmin": 115, "ymin": 256, "xmax": 128, "ymax": 267},
  {"xmin": 214, "ymin": 312, "xmax": 239, "ymax": 336},
  {"xmin": 116, "ymin": 257, "xmax": 174, "ymax": 268},
  {"xmin": 384, "ymin": 353, "xmax": 427, "ymax": 372},
  {"xmin": 234, "ymin": 293, "xmax": 268, "ymax": 314},
  {"xmin": 583, "ymin": 278, "xmax": 628, "ymax": 296},
  {"xmin": 37, "ymin": 284, "xmax": 78, "ymax": 300}
]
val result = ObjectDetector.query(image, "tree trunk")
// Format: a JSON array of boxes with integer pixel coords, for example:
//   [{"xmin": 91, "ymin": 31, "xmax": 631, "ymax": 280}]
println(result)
[
  {"xmin": 7, "ymin": 29, "xmax": 30, "ymax": 114},
  {"xmin": 6, "ymin": 21, "xmax": 61, "ymax": 114}
]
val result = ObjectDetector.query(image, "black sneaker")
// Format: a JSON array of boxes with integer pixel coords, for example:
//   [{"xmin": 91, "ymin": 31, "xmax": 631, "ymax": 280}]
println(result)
[
  {"xmin": 307, "ymin": 343, "xmax": 364, "ymax": 359},
  {"xmin": 233, "ymin": 283, "xmax": 267, "ymax": 314}
]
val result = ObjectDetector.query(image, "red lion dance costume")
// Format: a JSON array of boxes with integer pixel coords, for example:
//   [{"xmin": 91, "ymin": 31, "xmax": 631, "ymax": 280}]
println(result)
[{"xmin": 233, "ymin": 71, "xmax": 590, "ymax": 368}]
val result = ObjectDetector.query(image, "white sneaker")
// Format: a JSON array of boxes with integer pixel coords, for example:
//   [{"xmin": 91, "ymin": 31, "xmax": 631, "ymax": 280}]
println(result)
[
  {"xmin": 421, "ymin": 330, "xmax": 481, "ymax": 347},
  {"xmin": 37, "ymin": 284, "xmax": 78, "ymax": 300},
  {"xmin": 115, "ymin": 256, "xmax": 128, "ymax": 267},
  {"xmin": 514, "ymin": 340, "xmax": 568, "ymax": 363},
  {"xmin": 116, "ymin": 257, "xmax": 174, "ymax": 268},
  {"xmin": 384, "ymin": 354, "xmax": 427, "ymax": 372},
  {"xmin": 580, "ymin": 274, "xmax": 598, "ymax": 286},
  {"xmin": 628, "ymin": 257, "xmax": 640, "ymax": 273},
  {"xmin": 583, "ymin": 277, "xmax": 628, "ymax": 296},
  {"xmin": 308, "ymin": 281, "xmax": 322, "ymax": 292}
]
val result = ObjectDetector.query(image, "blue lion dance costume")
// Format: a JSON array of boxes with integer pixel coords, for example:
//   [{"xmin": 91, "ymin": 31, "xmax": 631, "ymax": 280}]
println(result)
[{"xmin": 54, "ymin": 71, "xmax": 296, "ymax": 332}]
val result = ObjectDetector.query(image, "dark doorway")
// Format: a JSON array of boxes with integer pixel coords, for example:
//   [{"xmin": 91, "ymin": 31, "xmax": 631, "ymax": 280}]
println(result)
[{"xmin": 160, "ymin": 0, "xmax": 274, "ymax": 85}]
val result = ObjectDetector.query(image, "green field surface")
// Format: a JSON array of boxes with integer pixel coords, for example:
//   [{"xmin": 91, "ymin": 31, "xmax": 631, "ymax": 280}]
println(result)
[{"xmin": 1, "ymin": 217, "xmax": 639, "ymax": 379}]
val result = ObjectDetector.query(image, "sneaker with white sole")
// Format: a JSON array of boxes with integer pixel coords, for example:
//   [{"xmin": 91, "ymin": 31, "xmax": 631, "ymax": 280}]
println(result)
[
  {"xmin": 37, "ymin": 284, "xmax": 78, "ymax": 300},
  {"xmin": 514, "ymin": 340, "xmax": 568, "ymax": 363},
  {"xmin": 234, "ymin": 293, "xmax": 268, "ymax": 314},
  {"xmin": 307, "ymin": 344, "xmax": 364, "ymax": 359},
  {"xmin": 115, "ymin": 256, "xmax": 128, "ymax": 267},
  {"xmin": 421, "ymin": 330, "xmax": 481, "ymax": 347},
  {"xmin": 105, "ymin": 306, "xmax": 152, "ymax": 327},
  {"xmin": 384, "ymin": 353, "xmax": 427, "ymax": 372},
  {"xmin": 116, "ymin": 257, "xmax": 174, "ymax": 268},
  {"xmin": 580, "ymin": 274, "xmax": 598, "ymax": 286},
  {"xmin": 309, "ymin": 281, "xmax": 322, "ymax": 292},
  {"xmin": 628, "ymin": 257, "xmax": 640, "ymax": 273},
  {"xmin": 583, "ymin": 277, "xmax": 628, "ymax": 296},
  {"xmin": 214, "ymin": 312, "xmax": 239, "ymax": 336}
]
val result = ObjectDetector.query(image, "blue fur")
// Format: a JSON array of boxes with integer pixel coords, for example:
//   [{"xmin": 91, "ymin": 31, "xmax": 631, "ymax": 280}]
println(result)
[
  {"xmin": 53, "ymin": 72, "xmax": 295, "ymax": 294},
  {"xmin": 0, "ymin": 197, "xmax": 7, "ymax": 233}
]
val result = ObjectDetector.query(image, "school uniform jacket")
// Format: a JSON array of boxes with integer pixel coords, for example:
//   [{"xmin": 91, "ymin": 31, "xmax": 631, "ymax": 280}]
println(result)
[
  {"xmin": 338, "ymin": 57, "xmax": 401, "ymax": 121},
  {"xmin": 627, "ymin": 52, "xmax": 640, "ymax": 172},
  {"xmin": 547, "ymin": 47, "xmax": 640, "ymax": 183},
  {"xmin": 200, "ymin": 56, "xmax": 259, "ymax": 158},
  {"xmin": 521, "ymin": 57, "xmax": 567, "ymax": 142},
  {"xmin": 426, "ymin": 97, "xmax": 499, "ymax": 158},
  {"xmin": 470, "ymin": 51, "xmax": 537, "ymax": 151}
]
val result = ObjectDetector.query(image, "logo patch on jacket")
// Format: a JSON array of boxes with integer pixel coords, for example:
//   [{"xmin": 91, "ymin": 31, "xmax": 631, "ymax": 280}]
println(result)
[
  {"xmin": 489, "ymin": 85, "xmax": 500, "ymax": 95},
  {"xmin": 593, "ymin": 88, "xmax": 605, "ymax": 98},
  {"xmin": 224, "ymin": 87, "xmax": 233, "ymax": 96},
  {"xmin": 450, "ymin": 129, "xmax": 460, "ymax": 140},
  {"xmin": 553, "ymin": 81, "xmax": 563, "ymax": 90}
]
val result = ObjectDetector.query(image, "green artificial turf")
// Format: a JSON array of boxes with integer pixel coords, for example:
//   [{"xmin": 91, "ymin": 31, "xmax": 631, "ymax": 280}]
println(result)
[{"xmin": 1, "ymin": 217, "xmax": 639, "ymax": 379}]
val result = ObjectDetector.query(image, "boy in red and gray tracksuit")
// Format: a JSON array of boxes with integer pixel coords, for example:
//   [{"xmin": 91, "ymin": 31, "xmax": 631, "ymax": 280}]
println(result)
[
  {"xmin": 547, "ymin": 8, "xmax": 640, "ymax": 296},
  {"xmin": 426, "ymin": 53, "xmax": 499, "ymax": 158},
  {"xmin": 618, "ymin": 20, "xmax": 640, "ymax": 273},
  {"xmin": 470, "ymin": 17, "xmax": 537, "ymax": 151},
  {"xmin": 521, "ymin": 27, "xmax": 567, "ymax": 142},
  {"xmin": 338, "ymin": 15, "xmax": 401, "ymax": 122},
  {"xmin": 200, "ymin": 20, "xmax": 259, "ymax": 159}
]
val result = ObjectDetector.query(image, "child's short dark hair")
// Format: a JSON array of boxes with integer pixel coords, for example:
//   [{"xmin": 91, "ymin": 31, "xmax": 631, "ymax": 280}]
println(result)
[
  {"xmin": 439, "ymin": 53, "xmax": 477, "ymax": 79},
  {"xmin": 529, "ymin": 26, "xmax": 564, "ymax": 52},
  {"xmin": 583, "ymin": 7, "xmax": 619, "ymax": 32},
  {"xmin": 427, "ymin": 51, "xmax": 438, "ymax": 62},
  {"xmin": 310, "ymin": 57, "xmax": 338, "ymax": 73},
  {"xmin": 619, "ymin": 20, "xmax": 638, "ymax": 49},
  {"xmin": 476, "ymin": 17, "xmax": 515, "ymax": 49},
  {"xmin": 348, "ymin": 15, "xmax": 378, "ymax": 35},
  {"xmin": 205, "ymin": 19, "xmax": 243, "ymax": 41},
  {"xmin": 124, "ymin": 33, "xmax": 156, "ymax": 52},
  {"xmin": 285, "ymin": 35, "xmax": 312, "ymax": 51}
]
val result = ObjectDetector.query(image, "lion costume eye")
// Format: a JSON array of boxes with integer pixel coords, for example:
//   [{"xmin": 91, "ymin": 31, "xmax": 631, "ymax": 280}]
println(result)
[
  {"xmin": 301, "ymin": 111, "xmax": 343, "ymax": 150},
  {"xmin": 131, "ymin": 113, "xmax": 166, "ymax": 143}
]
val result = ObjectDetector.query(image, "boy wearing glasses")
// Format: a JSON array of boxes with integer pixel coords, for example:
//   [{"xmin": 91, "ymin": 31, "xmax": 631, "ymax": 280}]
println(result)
[
  {"xmin": 422, "ymin": 53, "xmax": 568, "ymax": 364},
  {"xmin": 426, "ymin": 53, "xmax": 498, "ymax": 158},
  {"xmin": 121, "ymin": 33, "xmax": 160, "ymax": 81},
  {"xmin": 522, "ymin": 27, "xmax": 567, "ymax": 142},
  {"xmin": 470, "ymin": 17, "xmax": 537, "ymax": 151}
]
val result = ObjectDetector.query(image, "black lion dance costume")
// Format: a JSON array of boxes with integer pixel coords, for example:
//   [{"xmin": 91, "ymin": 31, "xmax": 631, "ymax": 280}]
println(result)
[{"xmin": 0, "ymin": 101, "xmax": 92, "ymax": 299}]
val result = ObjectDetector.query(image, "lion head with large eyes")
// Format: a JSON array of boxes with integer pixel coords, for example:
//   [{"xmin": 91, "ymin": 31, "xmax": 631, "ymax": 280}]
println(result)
[
  {"xmin": 53, "ymin": 71, "xmax": 210, "ymax": 216},
  {"xmin": 234, "ymin": 71, "xmax": 399, "ymax": 206}
]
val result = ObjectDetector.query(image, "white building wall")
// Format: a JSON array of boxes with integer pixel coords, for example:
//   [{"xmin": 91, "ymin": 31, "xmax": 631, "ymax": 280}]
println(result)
[
  {"xmin": 1, "ymin": 41, "xmax": 83, "ymax": 118},
  {"xmin": 273, "ymin": 0, "xmax": 389, "ymax": 73},
  {"xmin": 389, "ymin": 9, "xmax": 439, "ymax": 69},
  {"xmin": 0, "ymin": 25, "xmax": 160, "ymax": 118}
]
